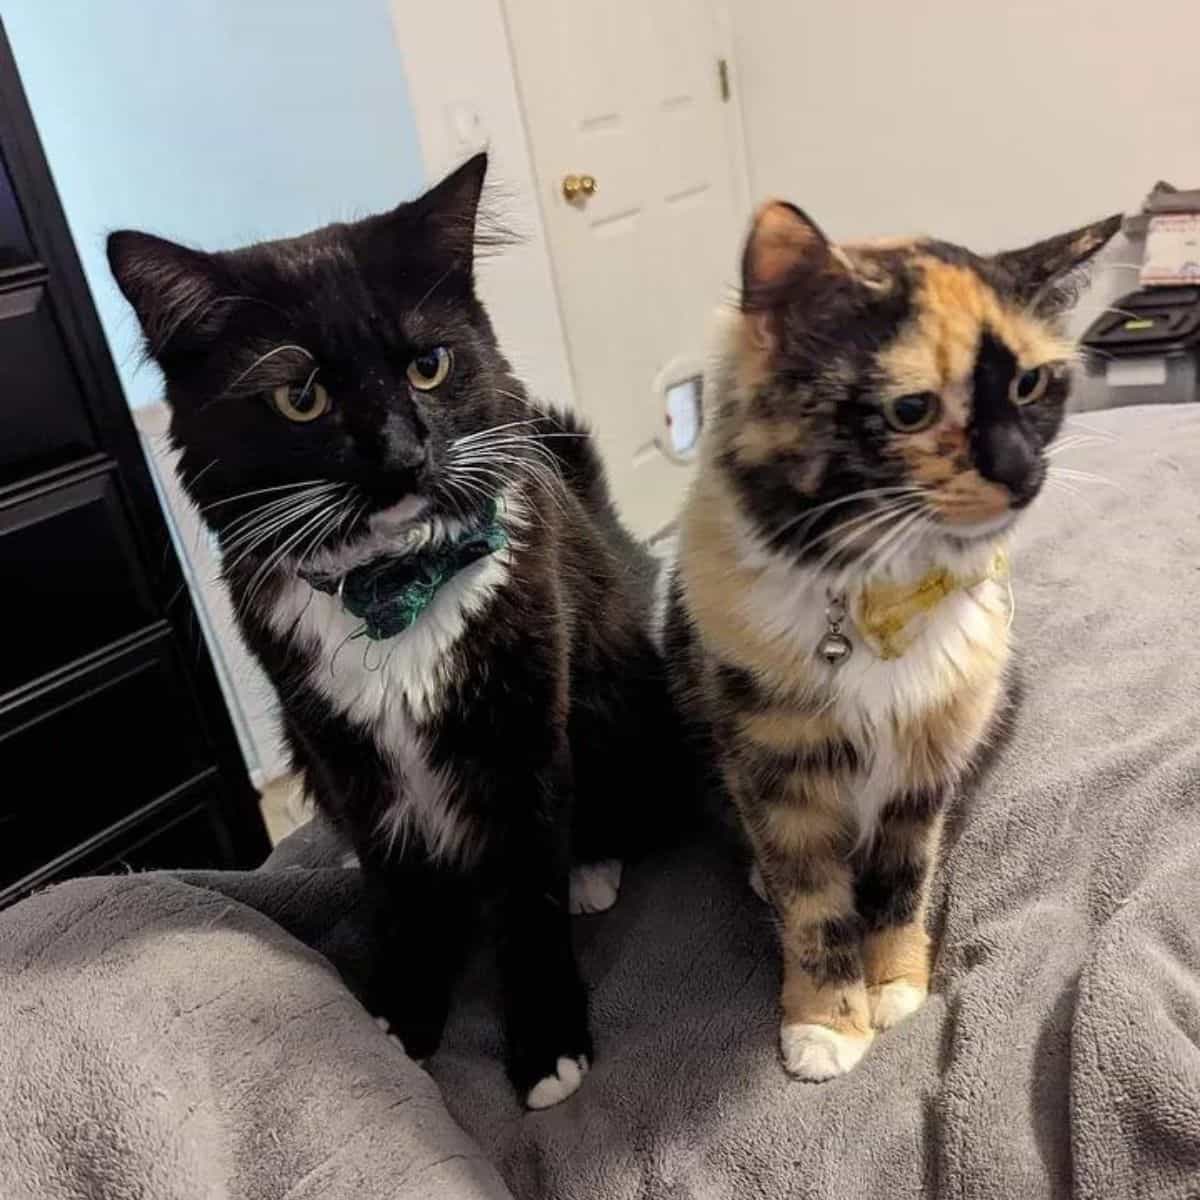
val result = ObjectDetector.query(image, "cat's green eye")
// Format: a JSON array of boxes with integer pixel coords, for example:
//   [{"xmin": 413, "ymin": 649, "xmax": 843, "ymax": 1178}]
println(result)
[
  {"xmin": 1010, "ymin": 365, "xmax": 1049, "ymax": 406},
  {"xmin": 406, "ymin": 346, "xmax": 452, "ymax": 391},
  {"xmin": 271, "ymin": 381, "xmax": 330, "ymax": 423},
  {"xmin": 882, "ymin": 391, "xmax": 941, "ymax": 433}
]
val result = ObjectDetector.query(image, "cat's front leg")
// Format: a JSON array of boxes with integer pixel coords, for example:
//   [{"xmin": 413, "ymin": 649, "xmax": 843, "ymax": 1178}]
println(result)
[
  {"xmin": 494, "ymin": 756, "xmax": 592, "ymax": 1110},
  {"xmin": 357, "ymin": 845, "xmax": 475, "ymax": 1061},
  {"xmin": 855, "ymin": 791, "xmax": 945, "ymax": 1031},
  {"xmin": 745, "ymin": 802, "xmax": 874, "ymax": 1082}
]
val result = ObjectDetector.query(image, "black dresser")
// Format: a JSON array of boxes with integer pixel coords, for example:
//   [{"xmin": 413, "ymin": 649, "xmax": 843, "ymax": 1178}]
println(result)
[{"xmin": 0, "ymin": 25, "xmax": 269, "ymax": 907}]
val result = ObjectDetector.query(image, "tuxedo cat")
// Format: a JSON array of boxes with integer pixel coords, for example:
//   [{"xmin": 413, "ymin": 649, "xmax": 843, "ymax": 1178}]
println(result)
[{"xmin": 109, "ymin": 154, "xmax": 682, "ymax": 1108}]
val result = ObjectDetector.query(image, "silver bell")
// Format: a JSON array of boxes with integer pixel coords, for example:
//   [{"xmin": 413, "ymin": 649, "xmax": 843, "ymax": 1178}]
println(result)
[{"xmin": 818, "ymin": 631, "xmax": 853, "ymax": 666}]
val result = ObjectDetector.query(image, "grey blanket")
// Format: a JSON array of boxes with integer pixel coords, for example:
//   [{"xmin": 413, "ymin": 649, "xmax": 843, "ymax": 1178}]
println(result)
[{"xmin": 2, "ymin": 402, "xmax": 1198, "ymax": 1200}]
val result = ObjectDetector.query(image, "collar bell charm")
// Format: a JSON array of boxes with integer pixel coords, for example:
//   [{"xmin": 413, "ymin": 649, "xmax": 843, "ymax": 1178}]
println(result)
[{"xmin": 818, "ymin": 593, "xmax": 853, "ymax": 667}]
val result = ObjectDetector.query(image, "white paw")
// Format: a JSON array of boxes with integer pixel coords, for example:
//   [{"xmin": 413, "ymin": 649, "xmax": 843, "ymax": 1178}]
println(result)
[
  {"xmin": 525, "ymin": 1055, "xmax": 589, "ymax": 1110},
  {"xmin": 569, "ymin": 859, "xmax": 622, "ymax": 915},
  {"xmin": 748, "ymin": 862, "xmax": 768, "ymax": 902},
  {"xmin": 869, "ymin": 980, "xmax": 927, "ymax": 1030},
  {"xmin": 780, "ymin": 1023, "xmax": 873, "ymax": 1081}
]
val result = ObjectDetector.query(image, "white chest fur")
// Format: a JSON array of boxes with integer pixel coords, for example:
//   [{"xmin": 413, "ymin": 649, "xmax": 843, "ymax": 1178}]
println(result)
[
  {"xmin": 264, "ymin": 545, "xmax": 510, "ymax": 863},
  {"xmin": 736, "ymin": 532, "xmax": 1009, "ymax": 834}
]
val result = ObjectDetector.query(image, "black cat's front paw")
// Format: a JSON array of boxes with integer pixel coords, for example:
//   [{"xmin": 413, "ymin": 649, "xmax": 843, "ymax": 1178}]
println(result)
[
  {"xmin": 507, "ymin": 1007, "xmax": 594, "ymax": 1110},
  {"xmin": 370, "ymin": 986, "xmax": 450, "ymax": 1062},
  {"xmin": 523, "ymin": 1052, "xmax": 591, "ymax": 1109}
]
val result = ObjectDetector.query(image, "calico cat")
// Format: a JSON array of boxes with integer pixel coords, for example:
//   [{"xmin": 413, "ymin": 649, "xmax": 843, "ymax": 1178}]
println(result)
[
  {"xmin": 666, "ymin": 200, "xmax": 1119, "ymax": 1080},
  {"xmin": 108, "ymin": 154, "xmax": 681, "ymax": 1109}
]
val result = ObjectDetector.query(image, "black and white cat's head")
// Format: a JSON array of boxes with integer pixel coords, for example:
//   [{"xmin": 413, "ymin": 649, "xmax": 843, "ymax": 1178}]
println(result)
[{"xmin": 109, "ymin": 153, "xmax": 533, "ymax": 578}]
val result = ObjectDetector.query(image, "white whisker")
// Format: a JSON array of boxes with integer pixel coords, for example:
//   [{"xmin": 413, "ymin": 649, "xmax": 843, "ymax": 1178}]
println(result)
[
  {"xmin": 226, "ymin": 343, "xmax": 314, "ymax": 393},
  {"xmin": 203, "ymin": 479, "xmax": 334, "ymax": 511}
]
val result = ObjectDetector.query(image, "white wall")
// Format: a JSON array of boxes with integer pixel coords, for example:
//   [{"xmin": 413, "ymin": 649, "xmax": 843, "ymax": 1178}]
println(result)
[
  {"xmin": 731, "ymin": 0, "xmax": 1198, "ymax": 279},
  {"xmin": 389, "ymin": 0, "xmax": 577, "ymax": 411}
]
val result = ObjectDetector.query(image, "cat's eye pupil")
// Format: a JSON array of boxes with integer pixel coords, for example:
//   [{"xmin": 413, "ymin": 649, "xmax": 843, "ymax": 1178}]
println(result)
[
  {"xmin": 883, "ymin": 391, "xmax": 940, "ymax": 433},
  {"xmin": 1016, "ymin": 369, "xmax": 1041, "ymax": 400},
  {"xmin": 406, "ymin": 346, "xmax": 452, "ymax": 392},
  {"xmin": 895, "ymin": 395, "xmax": 931, "ymax": 427},
  {"xmin": 290, "ymin": 386, "xmax": 317, "ymax": 412}
]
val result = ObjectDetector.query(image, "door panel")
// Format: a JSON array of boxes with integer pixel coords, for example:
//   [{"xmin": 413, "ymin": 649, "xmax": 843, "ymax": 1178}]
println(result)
[{"xmin": 504, "ymin": 0, "xmax": 743, "ymax": 537}]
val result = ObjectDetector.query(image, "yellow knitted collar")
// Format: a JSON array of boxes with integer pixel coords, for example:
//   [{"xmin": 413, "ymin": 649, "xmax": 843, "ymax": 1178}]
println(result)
[{"xmin": 851, "ymin": 550, "xmax": 1009, "ymax": 660}]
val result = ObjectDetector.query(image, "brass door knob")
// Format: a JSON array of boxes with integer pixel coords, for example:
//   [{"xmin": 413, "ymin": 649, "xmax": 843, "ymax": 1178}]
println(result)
[{"xmin": 562, "ymin": 173, "xmax": 597, "ymax": 201}]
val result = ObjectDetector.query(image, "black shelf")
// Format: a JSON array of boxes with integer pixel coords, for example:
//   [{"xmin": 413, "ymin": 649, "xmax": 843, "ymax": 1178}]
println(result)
[{"xmin": 0, "ymin": 19, "xmax": 269, "ymax": 907}]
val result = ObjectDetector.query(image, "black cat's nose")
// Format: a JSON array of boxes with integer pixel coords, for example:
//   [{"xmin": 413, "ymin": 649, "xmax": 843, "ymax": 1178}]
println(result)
[
  {"xmin": 380, "ymin": 406, "xmax": 431, "ymax": 477},
  {"xmin": 387, "ymin": 439, "xmax": 429, "ymax": 474},
  {"xmin": 974, "ymin": 421, "xmax": 1040, "ymax": 502}
]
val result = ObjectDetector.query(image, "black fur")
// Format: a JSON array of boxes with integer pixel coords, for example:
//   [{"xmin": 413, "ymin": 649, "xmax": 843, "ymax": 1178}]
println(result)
[{"xmin": 108, "ymin": 154, "xmax": 686, "ymax": 1104}]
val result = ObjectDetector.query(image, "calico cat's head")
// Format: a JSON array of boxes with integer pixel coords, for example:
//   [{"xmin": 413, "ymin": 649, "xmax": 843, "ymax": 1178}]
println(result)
[
  {"xmin": 109, "ymin": 153, "xmax": 536, "ymax": 573},
  {"xmin": 715, "ymin": 202, "xmax": 1120, "ymax": 570}
]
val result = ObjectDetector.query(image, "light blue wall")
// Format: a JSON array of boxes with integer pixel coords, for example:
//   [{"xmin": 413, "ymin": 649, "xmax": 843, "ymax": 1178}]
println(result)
[{"xmin": 3, "ymin": 1, "xmax": 425, "ymax": 407}]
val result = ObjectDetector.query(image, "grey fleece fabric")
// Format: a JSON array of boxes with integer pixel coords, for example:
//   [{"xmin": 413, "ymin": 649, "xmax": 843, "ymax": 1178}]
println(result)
[
  {"xmin": 0, "ymin": 874, "xmax": 511, "ymax": 1200},
  {"xmin": 0, "ymin": 402, "xmax": 1197, "ymax": 1199}
]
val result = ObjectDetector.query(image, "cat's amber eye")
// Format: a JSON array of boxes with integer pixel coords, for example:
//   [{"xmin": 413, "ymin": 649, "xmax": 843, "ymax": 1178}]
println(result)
[
  {"xmin": 1010, "ymin": 365, "xmax": 1049, "ymax": 406},
  {"xmin": 882, "ymin": 391, "xmax": 941, "ymax": 433},
  {"xmin": 406, "ymin": 346, "xmax": 452, "ymax": 391},
  {"xmin": 271, "ymin": 381, "xmax": 330, "ymax": 423}
]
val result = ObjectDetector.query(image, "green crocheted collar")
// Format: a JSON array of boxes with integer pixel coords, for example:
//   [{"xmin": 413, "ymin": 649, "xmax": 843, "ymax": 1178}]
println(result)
[{"xmin": 300, "ymin": 500, "xmax": 507, "ymax": 641}]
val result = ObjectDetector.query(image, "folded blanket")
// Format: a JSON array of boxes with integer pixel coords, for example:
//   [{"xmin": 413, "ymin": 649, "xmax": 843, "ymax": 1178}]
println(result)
[
  {"xmin": 0, "ymin": 873, "xmax": 511, "ymax": 1200},
  {"xmin": 0, "ymin": 402, "xmax": 1197, "ymax": 1200}
]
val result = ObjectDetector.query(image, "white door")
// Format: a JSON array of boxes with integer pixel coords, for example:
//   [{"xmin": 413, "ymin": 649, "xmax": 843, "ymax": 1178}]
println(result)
[{"xmin": 502, "ymin": 0, "xmax": 746, "ymax": 538}]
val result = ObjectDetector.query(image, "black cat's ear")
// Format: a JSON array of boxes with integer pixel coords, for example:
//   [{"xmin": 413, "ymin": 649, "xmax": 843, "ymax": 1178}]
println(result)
[
  {"xmin": 992, "ymin": 213, "xmax": 1122, "ymax": 315},
  {"xmin": 408, "ymin": 152, "xmax": 489, "ymax": 274},
  {"xmin": 108, "ymin": 230, "xmax": 230, "ymax": 361}
]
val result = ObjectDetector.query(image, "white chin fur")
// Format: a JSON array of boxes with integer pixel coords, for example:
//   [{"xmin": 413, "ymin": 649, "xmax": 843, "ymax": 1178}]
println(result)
[
  {"xmin": 569, "ymin": 860, "xmax": 623, "ymax": 914},
  {"xmin": 870, "ymin": 980, "xmax": 927, "ymax": 1030},
  {"xmin": 525, "ymin": 1055, "xmax": 589, "ymax": 1110},
  {"xmin": 369, "ymin": 495, "xmax": 429, "ymax": 531},
  {"xmin": 941, "ymin": 510, "xmax": 1016, "ymax": 543},
  {"xmin": 781, "ymin": 1023, "xmax": 873, "ymax": 1081}
]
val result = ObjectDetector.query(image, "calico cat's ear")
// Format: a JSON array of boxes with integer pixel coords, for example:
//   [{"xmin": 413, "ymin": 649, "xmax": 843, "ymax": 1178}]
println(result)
[
  {"xmin": 108, "ymin": 231, "xmax": 230, "ymax": 361},
  {"xmin": 405, "ymin": 151, "xmax": 489, "ymax": 274},
  {"xmin": 741, "ymin": 201, "xmax": 843, "ymax": 308},
  {"xmin": 992, "ymin": 213, "xmax": 1122, "ymax": 315}
]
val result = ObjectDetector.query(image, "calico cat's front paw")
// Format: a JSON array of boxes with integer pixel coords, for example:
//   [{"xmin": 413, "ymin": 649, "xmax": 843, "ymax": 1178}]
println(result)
[
  {"xmin": 781, "ymin": 1022, "xmax": 874, "ymax": 1081},
  {"xmin": 867, "ymin": 980, "xmax": 927, "ymax": 1030},
  {"xmin": 863, "ymin": 924, "xmax": 932, "ymax": 1030}
]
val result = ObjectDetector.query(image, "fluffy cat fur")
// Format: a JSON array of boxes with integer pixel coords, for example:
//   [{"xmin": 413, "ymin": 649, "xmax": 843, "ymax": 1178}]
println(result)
[
  {"xmin": 665, "ymin": 200, "xmax": 1120, "ymax": 1080},
  {"xmin": 108, "ymin": 154, "xmax": 682, "ymax": 1109}
]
